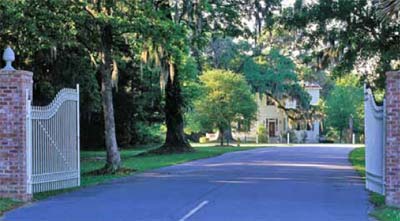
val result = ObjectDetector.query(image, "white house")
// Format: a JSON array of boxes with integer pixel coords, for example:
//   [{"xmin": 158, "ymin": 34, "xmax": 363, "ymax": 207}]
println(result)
[{"xmin": 233, "ymin": 82, "xmax": 322, "ymax": 143}]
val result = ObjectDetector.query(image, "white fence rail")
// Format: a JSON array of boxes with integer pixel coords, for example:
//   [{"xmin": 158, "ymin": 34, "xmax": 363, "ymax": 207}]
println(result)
[
  {"xmin": 27, "ymin": 85, "xmax": 80, "ymax": 194},
  {"xmin": 364, "ymin": 85, "xmax": 385, "ymax": 195},
  {"xmin": 232, "ymin": 132, "xmax": 257, "ymax": 143}
]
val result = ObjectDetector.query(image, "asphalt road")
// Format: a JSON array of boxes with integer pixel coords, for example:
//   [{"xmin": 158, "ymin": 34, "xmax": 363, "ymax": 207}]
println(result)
[{"xmin": 2, "ymin": 145, "xmax": 370, "ymax": 221}]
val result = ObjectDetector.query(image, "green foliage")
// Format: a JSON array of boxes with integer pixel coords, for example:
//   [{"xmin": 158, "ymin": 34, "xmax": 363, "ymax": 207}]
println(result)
[
  {"xmin": 180, "ymin": 55, "xmax": 203, "ymax": 109},
  {"xmin": 323, "ymin": 75, "xmax": 364, "ymax": 142},
  {"xmin": 205, "ymin": 37, "xmax": 311, "ymax": 115},
  {"xmin": 194, "ymin": 69, "xmax": 257, "ymax": 134},
  {"xmin": 244, "ymin": 49, "xmax": 311, "ymax": 110},
  {"xmin": 0, "ymin": 198, "xmax": 22, "ymax": 216},
  {"xmin": 257, "ymin": 125, "xmax": 269, "ymax": 143},
  {"xmin": 184, "ymin": 111, "xmax": 203, "ymax": 134},
  {"xmin": 372, "ymin": 207, "xmax": 400, "ymax": 221},
  {"xmin": 281, "ymin": 0, "xmax": 400, "ymax": 89},
  {"xmin": 373, "ymin": 88, "xmax": 386, "ymax": 105},
  {"xmin": 370, "ymin": 192, "xmax": 386, "ymax": 207},
  {"xmin": 132, "ymin": 123, "xmax": 165, "ymax": 145},
  {"xmin": 349, "ymin": 147, "xmax": 366, "ymax": 178},
  {"xmin": 0, "ymin": 0, "xmax": 317, "ymax": 151}
]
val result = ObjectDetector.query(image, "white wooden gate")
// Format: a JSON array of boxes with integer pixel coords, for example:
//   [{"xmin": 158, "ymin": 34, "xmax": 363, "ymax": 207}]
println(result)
[
  {"xmin": 26, "ymin": 85, "xmax": 80, "ymax": 194},
  {"xmin": 364, "ymin": 85, "xmax": 385, "ymax": 194}
]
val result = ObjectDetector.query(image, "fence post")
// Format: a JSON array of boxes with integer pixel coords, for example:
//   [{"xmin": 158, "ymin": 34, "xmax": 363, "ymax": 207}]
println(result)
[
  {"xmin": 77, "ymin": 84, "xmax": 80, "ymax": 186},
  {"xmin": 287, "ymin": 132, "xmax": 290, "ymax": 145},
  {"xmin": 0, "ymin": 47, "xmax": 33, "ymax": 201},
  {"xmin": 26, "ymin": 89, "xmax": 32, "ymax": 195},
  {"xmin": 385, "ymin": 71, "xmax": 400, "ymax": 207}
]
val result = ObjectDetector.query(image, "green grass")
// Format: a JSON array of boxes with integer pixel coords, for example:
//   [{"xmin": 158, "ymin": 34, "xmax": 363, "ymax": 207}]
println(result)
[
  {"xmin": 349, "ymin": 147, "xmax": 400, "ymax": 221},
  {"xmin": 372, "ymin": 207, "xmax": 400, "ymax": 221},
  {"xmin": 29, "ymin": 145, "xmax": 263, "ymax": 201},
  {"xmin": 0, "ymin": 198, "xmax": 23, "ymax": 216},
  {"xmin": 370, "ymin": 192, "xmax": 386, "ymax": 207},
  {"xmin": 349, "ymin": 147, "xmax": 366, "ymax": 178}
]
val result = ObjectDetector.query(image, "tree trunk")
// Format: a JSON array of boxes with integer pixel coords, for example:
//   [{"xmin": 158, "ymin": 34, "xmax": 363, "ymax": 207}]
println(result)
[
  {"xmin": 225, "ymin": 128, "xmax": 230, "ymax": 146},
  {"xmin": 153, "ymin": 63, "xmax": 193, "ymax": 154},
  {"xmin": 100, "ymin": 23, "xmax": 121, "ymax": 171},
  {"xmin": 219, "ymin": 128, "xmax": 224, "ymax": 146},
  {"xmin": 217, "ymin": 125, "xmax": 235, "ymax": 146},
  {"xmin": 224, "ymin": 125, "xmax": 235, "ymax": 145},
  {"xmin": 145, "ymin": 1, "xmax": 193, "ymax": 154}
]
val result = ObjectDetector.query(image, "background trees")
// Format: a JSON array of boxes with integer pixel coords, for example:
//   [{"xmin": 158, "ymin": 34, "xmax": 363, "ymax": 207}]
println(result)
[
  {"xmin": 278, "ymin": 0, "xmax": 400, "ymax": 142},
  {"xmin": 1, "ymin": 0, "xmax": 399, "ymax": 155},
  {"xmin": 322, "ymin": 75, "xmax": 364, "ymax": 142},
  {"xmin": 281, "ymin": 0, "xmax": 400, "ymax": 89},
  {"xmin": 194, "ymin": 70, "xmax": 257, "ymax": 146}
]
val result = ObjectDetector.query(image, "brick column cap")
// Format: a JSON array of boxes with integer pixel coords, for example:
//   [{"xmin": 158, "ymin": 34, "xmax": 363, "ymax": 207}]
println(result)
[
  {"xmin": 0, "ymin": 70, "xmax": 33, "ymax": 76},
  {"xmin": 386, "ymin": 71, "xmax": 400, "ymax": 77}
]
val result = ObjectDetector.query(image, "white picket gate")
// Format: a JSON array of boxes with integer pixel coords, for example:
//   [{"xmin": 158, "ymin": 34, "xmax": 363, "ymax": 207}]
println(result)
[
  {"xmin": 26, "ymin": 85, "xmax": 80, "ymax": 194},
  {"xmin": 364, "ymin": 85, "xmax": 385, "ymax": 195}
]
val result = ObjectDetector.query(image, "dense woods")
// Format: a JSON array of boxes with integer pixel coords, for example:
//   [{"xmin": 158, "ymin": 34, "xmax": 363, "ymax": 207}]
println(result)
[{"xmin": 0, "ymin": 0, "xmax": 399, "ymax": 172}]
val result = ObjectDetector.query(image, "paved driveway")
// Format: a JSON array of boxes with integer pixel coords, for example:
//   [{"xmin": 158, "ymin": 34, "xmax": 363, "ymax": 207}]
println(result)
[{"xmin": 3, "ymin": 145, "xmax": 370, "ymax": 221}]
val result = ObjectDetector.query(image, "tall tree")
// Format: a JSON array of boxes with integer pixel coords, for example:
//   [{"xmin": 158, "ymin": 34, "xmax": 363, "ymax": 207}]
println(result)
[
  {"xmin": 77, "ymin": 0, "xmax": 132, "ymax": 171},
  {"xmin": 148, "ymin": 0, "xmax": 254, "ymax": 153},
  {"xmin": 0, "ymin": 0, "xmax": 125, "ymax": 172},
  {"xmin": 379, "ymin": 0, "xmax": 400, "ymax": 18},
  {"xmin": 195, "ymin": 69, "xmax": 257, "ymax": 146},
  {"xmin": 145, "ymin": 0, "xmax": 193, "ymax": 153},
  {"xmin": 323, "ymin": 75, "xmax": 363, "ymax": 142},
  {"xmin": 281, "ymin": 0, "xmax": 400, "ymax": 89},
  {"xmin": 242, "ymin": 48, "xmax": 312, "ymax": 119}
]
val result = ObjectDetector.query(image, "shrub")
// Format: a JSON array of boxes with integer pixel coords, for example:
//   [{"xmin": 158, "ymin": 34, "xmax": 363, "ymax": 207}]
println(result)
[
  {"xmin": 133, "ymin": 122, "xmax": 164, "ymax": 144},
  {"xmin": 257, "ymin": 125, "xmax": 269, "ymax": 143},
  {"xmin": 199, "ymin": 136, "xmax": 209, "ymax": 144}
]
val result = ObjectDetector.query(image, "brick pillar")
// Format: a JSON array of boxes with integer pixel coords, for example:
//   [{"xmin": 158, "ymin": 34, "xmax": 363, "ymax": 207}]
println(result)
[
  {"xmin": 0, "ymin": 69, "xmax": 33, "ymax": 201},
  {"xmin": 385, "ymin": 71, "xmax": 400, "ymax": 207}
]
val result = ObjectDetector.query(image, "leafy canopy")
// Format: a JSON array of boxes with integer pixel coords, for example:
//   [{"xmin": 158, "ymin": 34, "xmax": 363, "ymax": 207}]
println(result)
[
  {"xmin": 244, "ymin": 49, "xmax": 311, "ymax": 110},
  {"xmin": 323, "ymin": 74, "xmax": 364, "ymax": 140},
  {"xmin": 194, "ymin": 69, "xmax": 257, "ymax": 133}
]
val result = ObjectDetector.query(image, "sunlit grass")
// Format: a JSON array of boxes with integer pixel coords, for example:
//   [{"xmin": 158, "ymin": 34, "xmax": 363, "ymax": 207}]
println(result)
[{"xmin": 349, "ymin": 147, "xmax": 365, "ymax": 178}]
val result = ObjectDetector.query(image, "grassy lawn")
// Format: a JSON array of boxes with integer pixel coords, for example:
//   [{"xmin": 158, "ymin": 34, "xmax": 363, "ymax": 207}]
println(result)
[
  {"xmin": 1, "ymin": 144, "xmax": 263, "ymax": 215},
  {"xmin": 349, "ymin": 147, "xmax": 400, "ymax": 221},
  {"xmin": 0, "ymin": 198, "xmax": 23, "ymax": 216}
]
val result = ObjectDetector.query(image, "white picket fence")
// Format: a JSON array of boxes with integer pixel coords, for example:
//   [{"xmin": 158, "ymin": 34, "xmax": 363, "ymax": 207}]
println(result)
[
  {"xmin": 364, "ymin": 85, "xmax": 385, "ymax": 195},
  {"xmin": 26, "ymin": 85, "xmax": 80, "ymax": 194}
]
